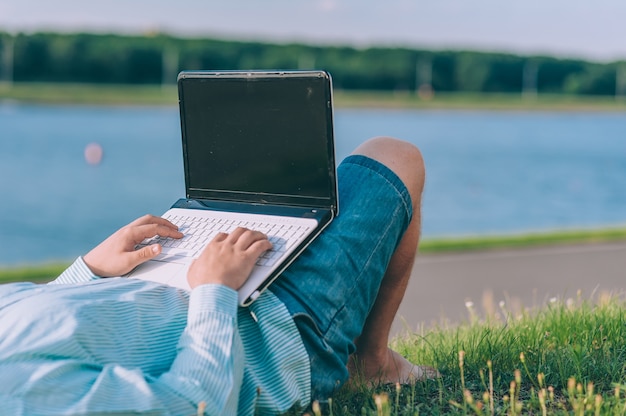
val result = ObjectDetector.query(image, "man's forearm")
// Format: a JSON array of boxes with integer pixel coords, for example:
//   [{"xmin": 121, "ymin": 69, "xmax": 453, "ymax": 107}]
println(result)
[{"xmin": 155, "ymin": 284, "xmax": 243, "ymax": 414}]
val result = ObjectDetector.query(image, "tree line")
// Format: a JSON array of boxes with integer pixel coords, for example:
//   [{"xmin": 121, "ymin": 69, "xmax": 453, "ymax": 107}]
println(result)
[{"xmin": 1, "ymin": 31, "xmax": 625, "ymax": 96}]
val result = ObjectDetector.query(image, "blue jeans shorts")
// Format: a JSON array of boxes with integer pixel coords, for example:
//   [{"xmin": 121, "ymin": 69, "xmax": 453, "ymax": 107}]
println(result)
[{"xmin": 271, "ymin": 154, "xmax": 413, "ymax": 400}]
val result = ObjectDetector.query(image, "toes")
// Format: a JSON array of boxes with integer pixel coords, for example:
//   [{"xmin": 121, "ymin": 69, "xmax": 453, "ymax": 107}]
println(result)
[
  {"xmin": 406, "ymin": 364, "xmax": 441, "ymax": 383},
  {"xmin": 391, "ymin": 349, "xmax": 441, "ymax": 384}
]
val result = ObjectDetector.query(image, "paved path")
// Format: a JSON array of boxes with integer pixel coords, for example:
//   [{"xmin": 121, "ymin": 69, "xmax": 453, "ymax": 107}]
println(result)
[{"xmin": 390, "ymin": 241, "xmax": 626, "ymax": 339}]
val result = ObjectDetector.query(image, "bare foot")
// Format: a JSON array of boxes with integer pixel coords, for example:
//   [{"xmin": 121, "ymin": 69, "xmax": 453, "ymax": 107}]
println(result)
[{"xmin": 348, "ymin": 347, "xmax": 440, "ymax": 386}]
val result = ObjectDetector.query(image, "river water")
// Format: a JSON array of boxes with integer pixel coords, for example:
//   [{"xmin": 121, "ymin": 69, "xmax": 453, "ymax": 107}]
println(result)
[{"xmin": 1, "ymin": 103, "xmax": 625, "ymax": 265}]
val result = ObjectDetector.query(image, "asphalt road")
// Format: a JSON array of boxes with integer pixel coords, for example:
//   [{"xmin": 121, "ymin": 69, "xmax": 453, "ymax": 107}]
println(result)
[{"xmin": 390, "ymin": 241, "xmax": 626, "ymax": 338}]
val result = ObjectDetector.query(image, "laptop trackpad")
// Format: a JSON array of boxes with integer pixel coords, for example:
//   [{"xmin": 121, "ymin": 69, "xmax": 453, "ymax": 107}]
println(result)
[{"xmin": 128, "ymin": 260, "xmax": 191, "ymax": 291}]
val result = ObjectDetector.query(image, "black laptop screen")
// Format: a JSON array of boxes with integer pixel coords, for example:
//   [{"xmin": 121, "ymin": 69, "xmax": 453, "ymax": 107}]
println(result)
[{"xmin": 178, "ymin": 71, "xmax": 336, "ymax": 208}]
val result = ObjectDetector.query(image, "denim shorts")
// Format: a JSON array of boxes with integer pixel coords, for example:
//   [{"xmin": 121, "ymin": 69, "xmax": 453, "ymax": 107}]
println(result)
[{"xmin": 270, "ymin": 154, "xmax": 413, "ymax": 400}]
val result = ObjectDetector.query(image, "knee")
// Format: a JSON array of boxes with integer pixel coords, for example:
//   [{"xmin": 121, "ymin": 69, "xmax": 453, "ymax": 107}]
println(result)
[{"xmin": 351, "ymin": 136, "xmax": 425, "ymax": 202}]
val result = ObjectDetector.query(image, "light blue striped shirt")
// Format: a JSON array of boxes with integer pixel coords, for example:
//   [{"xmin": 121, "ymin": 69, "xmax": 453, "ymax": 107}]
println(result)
[{"xmin": 0, "ymin": 258, "xmax": 310, "ymax": 415}]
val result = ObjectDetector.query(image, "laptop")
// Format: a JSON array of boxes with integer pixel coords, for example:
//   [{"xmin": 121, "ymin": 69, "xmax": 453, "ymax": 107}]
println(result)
[{"xmin": 127, "ymin": 70, "xmax": 338, "ymax": 306}]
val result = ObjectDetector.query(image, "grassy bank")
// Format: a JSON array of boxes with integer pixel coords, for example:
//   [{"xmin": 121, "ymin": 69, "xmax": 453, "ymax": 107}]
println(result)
[
  {"xmin": 418, "ymin": 226, "xmax": 626, "ymax": 254},
  {"xmin": 2, "ymin": 226, "xmax": 626, "ymax": 284},
  {"xmin": 302, "ymin": 291, "xmax": 626, "ymax": 415},
  {"xmin": 335, "ymin": 90, "xmax": 626, "ymax": 112},
  {"xmin": 0, "ymin": 82, "xmax": 178, "ymax": 106},
  {"xmin": 2, "ymin": 82, "xmax": 626, "ymax": 111},
  {"xmin": 0, "ymin": 262, "xmax": 70, "ymax": 284}
]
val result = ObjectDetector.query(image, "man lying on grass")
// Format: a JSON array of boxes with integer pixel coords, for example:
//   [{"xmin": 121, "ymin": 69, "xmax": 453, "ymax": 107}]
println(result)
[{"xmin": 0, "ymin": 137, "xmax": 438, "ymax": 415}]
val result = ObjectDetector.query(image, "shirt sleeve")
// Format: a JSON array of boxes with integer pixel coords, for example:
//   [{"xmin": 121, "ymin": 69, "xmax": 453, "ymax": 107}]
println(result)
[
  {"xmin": 2, "ymin": 284, "xmax": 244, "ymax": 416},
  {"xmin": 48, "ymin": 257, "xmax": 100, "ymax": 284},
  {"xmin": 153, "ymin": 284, "xmax": 244, "ymax": 414}
]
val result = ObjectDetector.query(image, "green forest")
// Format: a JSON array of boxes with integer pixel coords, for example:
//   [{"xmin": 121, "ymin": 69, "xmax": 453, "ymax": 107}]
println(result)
[{"xmin": 1, "ymin": 31, "xmax": 625, "ymax": 96}]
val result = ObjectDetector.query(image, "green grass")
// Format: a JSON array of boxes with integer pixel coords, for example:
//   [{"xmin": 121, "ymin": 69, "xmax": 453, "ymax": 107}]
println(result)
[
  {"xmin": 0, "ymin": 262, "xmax": 70, "ymax": 284},
  {"xmin": 3, "ymin": 81, "xmax": 626, "ymax": 111},
  {"xmin": 300, "ymin": 291, "xmax": 626, "ymax": 415},
  {"xmin": 0, "ymin": 82, "xmax": 178, "ymax": 106},
  {"xmin": 418, "ymin": 226, "xmax": 626, "ymax": 254},
  {"xmin": 333, "ymin": 90, "xmax": 626, "ymax": 112}
]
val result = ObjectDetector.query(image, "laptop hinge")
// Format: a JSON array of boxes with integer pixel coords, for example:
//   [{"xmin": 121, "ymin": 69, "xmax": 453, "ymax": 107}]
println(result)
[{"xmin": 171, "ymin": 198, "xmax": 334, "ymax": 221}]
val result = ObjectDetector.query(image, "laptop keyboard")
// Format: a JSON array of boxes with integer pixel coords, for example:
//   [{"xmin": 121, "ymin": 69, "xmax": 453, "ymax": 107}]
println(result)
[{"xmin": 137, "ymin": 212, "xmax": 312, "ymax": 267}]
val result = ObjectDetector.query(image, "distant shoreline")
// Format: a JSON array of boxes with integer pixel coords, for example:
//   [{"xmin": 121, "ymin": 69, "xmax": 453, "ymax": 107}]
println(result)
[
  {"xmin": 2, "ymin": 82, "xmax": 626, "ymax": 112},
  {"xmin": 2, "ymin": 226, "xmax": 626, "ymax": 283}
]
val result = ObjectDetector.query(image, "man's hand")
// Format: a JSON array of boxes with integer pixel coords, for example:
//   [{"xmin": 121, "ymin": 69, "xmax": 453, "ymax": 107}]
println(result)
[
  {"xmin": 83, "ymin": 215, "xmax": 183, "ymax": 277},
  {"xmin": 187, "ymin": 227, "xmax": 272, "ymax": 290}
]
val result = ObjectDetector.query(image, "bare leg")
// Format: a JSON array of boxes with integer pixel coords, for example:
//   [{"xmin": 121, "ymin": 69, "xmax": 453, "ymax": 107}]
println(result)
[{"xmin": 347, "ymin": 136, "xmax": 439, "ymax": 385}]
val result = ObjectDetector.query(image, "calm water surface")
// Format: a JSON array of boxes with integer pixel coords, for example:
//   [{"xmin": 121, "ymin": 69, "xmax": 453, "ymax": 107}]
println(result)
[{"xmin": 1, "ymin": 103, "xmax": 626, "ymax": 265}]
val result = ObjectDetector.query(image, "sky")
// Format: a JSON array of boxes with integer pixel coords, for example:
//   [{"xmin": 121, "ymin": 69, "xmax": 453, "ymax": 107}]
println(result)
[{"xmin": 1, "ymin": 0, "xmax": 626, "ymax": 62}]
